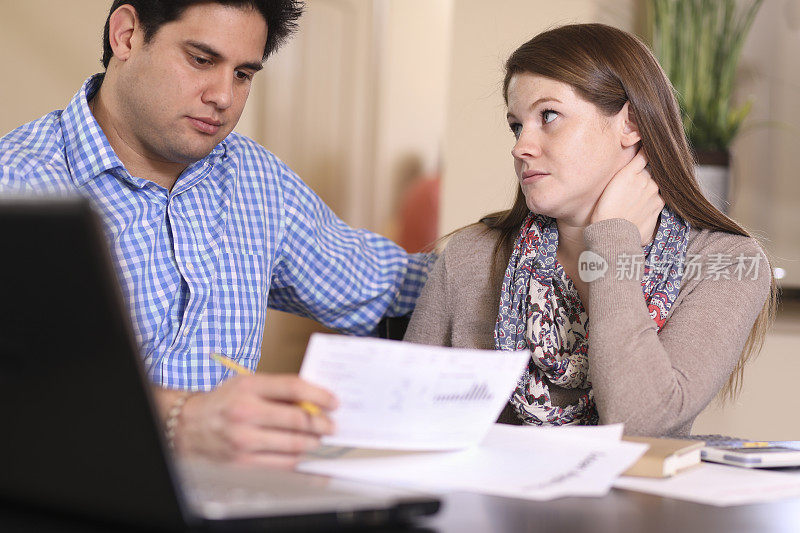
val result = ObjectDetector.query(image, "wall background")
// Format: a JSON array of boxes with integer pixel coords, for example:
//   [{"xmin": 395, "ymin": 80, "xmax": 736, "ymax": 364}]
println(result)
[
  {"xmin": 1, "ymin": 0, "xmax": 798, "ymax": 439},
  {"xmin": 0, "ymin": 2, "xmax": 108, "ymax": 128}
]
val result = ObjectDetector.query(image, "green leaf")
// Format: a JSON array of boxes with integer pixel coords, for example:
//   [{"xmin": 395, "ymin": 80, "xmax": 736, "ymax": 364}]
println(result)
[{"xmin": 646, "ymin": 0, "xmax": 763, "ymax": 152}]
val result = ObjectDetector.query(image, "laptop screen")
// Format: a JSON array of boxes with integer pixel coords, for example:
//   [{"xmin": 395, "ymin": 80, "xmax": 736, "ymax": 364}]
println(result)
[{"xmin": 0, "ymin": 198, "xmax": 190, "ymax": 529}]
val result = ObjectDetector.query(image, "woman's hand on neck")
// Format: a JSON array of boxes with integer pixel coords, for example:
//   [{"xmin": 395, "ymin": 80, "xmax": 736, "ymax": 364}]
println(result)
[
  {"xmin": 589, "ymin": 150, "xmax": 664, "ymax": 246},
  {"xmin": 555, "ymin": 149, "xmax": 663, "ymax": 272}
]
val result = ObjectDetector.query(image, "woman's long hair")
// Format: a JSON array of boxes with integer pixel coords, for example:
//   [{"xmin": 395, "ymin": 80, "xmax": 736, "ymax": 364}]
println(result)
[{"xmin": 483, "ymin": 23, "xmax": 776, "ymax": 398}]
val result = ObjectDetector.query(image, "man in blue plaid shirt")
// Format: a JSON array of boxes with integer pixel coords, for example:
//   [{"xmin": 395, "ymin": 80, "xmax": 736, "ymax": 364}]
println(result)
[{"xmin": 0, "ymin": 0, "xmax": 433, "ymax": 466}]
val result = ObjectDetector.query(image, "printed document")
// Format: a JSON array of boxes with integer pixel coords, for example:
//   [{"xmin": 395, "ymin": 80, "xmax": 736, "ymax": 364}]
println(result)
[
  {"xmin": 299, "ymin": 333, "xmax": 529, "ymax": 449},
  {"xmin": 299, "ymin": 424, "xmax": 647, "ymax": 501},
  {"xmin": 614, "ymin": 462, "xmax": 800, "ymax": 506}
]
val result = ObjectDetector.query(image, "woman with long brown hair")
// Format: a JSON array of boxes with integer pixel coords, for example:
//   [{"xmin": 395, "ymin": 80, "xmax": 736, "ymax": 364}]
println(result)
[{"xmin": 405, "ymin": 23, "xmax": 775, "ymax": 436}]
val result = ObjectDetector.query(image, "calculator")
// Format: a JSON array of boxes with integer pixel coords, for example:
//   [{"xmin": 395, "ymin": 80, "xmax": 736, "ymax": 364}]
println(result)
[{"xmin": 701, "ymin": 444, "xmax": 800, "ymax": 468}]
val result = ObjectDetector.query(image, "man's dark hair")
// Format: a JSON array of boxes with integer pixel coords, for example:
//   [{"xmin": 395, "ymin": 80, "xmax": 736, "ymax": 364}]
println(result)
[{"xmin": 101, "ymin": 0, "xmax": 304, "ymax": 68}]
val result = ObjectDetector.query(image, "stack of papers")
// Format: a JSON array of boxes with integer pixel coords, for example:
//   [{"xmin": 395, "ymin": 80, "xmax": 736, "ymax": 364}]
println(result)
[
  {"xmin": 300, "ymin": 424, "xmax": 647, "ymax": 501},
  {"xmin": 614, "ymin": 462, "xmax": 800, "ymax": 506},
  {"xmin": 300, "ymin": 333, "xmax": 530, "ymax": 450},
  {"xmin": 299, "ymin": 335, "xmax": 800, "ymax": 506},
  {"xmin": 298, "ymin": 334, "xmax": 647, "ymax": 501}
]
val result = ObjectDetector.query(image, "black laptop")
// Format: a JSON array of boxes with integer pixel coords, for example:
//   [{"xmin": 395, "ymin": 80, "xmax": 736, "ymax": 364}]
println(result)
[{"xmin": 0, "ymin": 197, "xmax": 440, "ymax": 531}]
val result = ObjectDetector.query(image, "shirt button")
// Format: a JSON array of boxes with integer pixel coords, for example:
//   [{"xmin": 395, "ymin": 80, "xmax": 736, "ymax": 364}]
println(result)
[{"xmin": 186, "ymin": 262, "xmax": 194, "ymax": 271}]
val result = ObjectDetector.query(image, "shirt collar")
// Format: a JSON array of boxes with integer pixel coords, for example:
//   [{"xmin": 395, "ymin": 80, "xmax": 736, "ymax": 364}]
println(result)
[
  {"xmin": 62, "ymin": 74, "xmax": 229, "ymax": 190},
  {"xmin": 62, "ymin": 74, "xmax": 127, "ymax": 187}
]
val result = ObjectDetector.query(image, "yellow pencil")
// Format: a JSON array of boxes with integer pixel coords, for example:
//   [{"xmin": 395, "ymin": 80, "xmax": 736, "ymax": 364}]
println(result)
[
  {"xmin": 210, "ymin": 352, "xmax": 251, "ymax": 374},
  {"xmin": 209, "ymin": 353, "xmax": 321, "ymax": 417}
]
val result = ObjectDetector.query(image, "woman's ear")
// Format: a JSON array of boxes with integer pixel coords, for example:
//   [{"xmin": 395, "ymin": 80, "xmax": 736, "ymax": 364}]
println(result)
[
  {"xmin": 619, "ymin": 101, "xmax": 641, "ymax": 148},
  {"xmin": 107, "ymin": 5, "xmax": 140, "ymax": 63}
]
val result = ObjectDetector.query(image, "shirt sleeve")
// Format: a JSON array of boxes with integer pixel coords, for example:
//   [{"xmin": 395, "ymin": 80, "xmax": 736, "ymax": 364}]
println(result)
[
  {"xmin": 583, "ymin": 218, "xmax": 771, "ymax": 436},
  {"xmin": 267, "ymin": 162, "xmax": 435, "ymax": 335}
]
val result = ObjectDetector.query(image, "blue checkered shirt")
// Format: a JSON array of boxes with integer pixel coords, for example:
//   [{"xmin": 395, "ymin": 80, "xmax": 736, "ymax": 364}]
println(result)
[{"xmin": 0, "ymin": 75, "xmax": 433, "ymax": 390}]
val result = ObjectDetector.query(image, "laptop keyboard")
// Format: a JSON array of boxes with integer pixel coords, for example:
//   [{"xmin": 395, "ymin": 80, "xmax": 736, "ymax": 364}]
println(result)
[{"xmin": 176, "ymin": 458, "xmax": 397, "ymax": 519}]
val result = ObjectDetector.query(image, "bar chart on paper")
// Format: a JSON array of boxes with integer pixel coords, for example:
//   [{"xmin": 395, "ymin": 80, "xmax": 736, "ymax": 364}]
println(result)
[
  {"xmin": 300, "ymin": 334, "xmax": 529, "ymax": 450},
  {"xmin": 433, "ymin": 380, "xmax": 493, "ymax": 403}
]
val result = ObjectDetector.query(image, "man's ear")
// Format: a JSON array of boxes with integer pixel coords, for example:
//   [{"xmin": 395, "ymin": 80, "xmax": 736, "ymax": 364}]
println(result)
[
  {"xmin": 107, "ymin": 5, "xmax": 140, "ymax": 63},
  {"xmin": 619, "ymin": 101, "xmax": 641, "ymax": 148}
]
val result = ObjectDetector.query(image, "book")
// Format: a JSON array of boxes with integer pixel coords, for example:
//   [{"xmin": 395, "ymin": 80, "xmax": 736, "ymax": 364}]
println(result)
[{"xmin": 621, "ymin": 436, "xmax": 704, "ymax": 478}]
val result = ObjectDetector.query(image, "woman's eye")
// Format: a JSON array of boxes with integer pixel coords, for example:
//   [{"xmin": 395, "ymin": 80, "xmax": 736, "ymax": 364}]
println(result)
[
  {"xmin": 542, "ymin": 110, "xmax": 558, "ymax": 124},
  {"xmin": 509, "ymin": 123, "xmax": 522, "ymax": 140}
]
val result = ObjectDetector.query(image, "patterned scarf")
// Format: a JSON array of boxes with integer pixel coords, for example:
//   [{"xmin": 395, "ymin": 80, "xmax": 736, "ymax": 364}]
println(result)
[{"xmin": 494, "ymin": 207, "xmax": 690, "ymax": 426}]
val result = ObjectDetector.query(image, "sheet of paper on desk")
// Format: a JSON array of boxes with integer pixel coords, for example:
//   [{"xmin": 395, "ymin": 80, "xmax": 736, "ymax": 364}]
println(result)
[
  {"xmin": 298, "ymin": 424, "xmax": 647, "ymax": 501},
  {"xmin": 299, "ymin": 333, "xmax": 530, "ymax": 450},
  {"xmin": 614, "ymin": 462, "xmax": 800, "ymax": 506}
]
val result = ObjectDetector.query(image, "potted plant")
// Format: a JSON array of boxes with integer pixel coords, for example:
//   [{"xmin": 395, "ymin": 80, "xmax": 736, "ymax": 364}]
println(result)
[{"xmin": 647, "ymin": 0, "xmax": 763, "ymax": 213}]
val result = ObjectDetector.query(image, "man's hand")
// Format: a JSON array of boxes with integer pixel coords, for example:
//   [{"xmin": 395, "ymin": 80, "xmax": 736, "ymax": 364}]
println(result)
[
  {"xmin": 590, "ymin": 150, "xmax": 665, "ymax": 245},
  {"xmin": 155, "ymin": 375, "xmax": 337, "ymax": 468}
]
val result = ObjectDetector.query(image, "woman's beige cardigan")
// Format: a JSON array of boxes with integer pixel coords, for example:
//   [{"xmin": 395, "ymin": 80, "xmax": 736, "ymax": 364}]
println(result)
[{"xmin": 404, "ymin": 219, "xmax": 770, "ymax": 436}]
